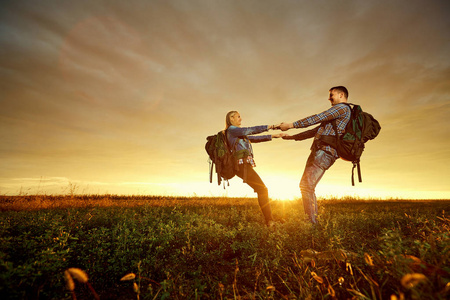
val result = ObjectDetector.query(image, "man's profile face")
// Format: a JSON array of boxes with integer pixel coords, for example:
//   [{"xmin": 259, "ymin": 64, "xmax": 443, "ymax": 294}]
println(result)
[{"xmin": 328, "ymin": 89, "xmax": 341, "ymax": 105}]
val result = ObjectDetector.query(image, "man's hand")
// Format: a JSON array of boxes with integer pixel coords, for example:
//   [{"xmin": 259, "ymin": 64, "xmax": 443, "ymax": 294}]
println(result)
[
  {"xmin": 282, "ymin": 134, "xmax": 295, "ymax": 140},
  {"xmin": 280, "ymin": 122, "xmax": 293, "ymax": 131}
]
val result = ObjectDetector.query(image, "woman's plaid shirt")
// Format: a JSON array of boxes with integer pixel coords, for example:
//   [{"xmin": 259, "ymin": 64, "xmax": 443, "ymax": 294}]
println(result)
[{"xmin": 293, "ymin": 103, "xmax": 351, "ymax": 158}]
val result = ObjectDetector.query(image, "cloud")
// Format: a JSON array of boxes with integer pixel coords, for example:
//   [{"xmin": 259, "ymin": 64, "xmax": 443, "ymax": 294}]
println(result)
[{"xmin": 0, "ymin": 0, "xmax": 449, "ymax": 197}]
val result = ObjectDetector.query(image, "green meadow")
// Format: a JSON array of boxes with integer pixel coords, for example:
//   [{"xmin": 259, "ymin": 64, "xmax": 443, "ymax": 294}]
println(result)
[{"xmin": 0, "ymin": 195, "xmax": 449, "ymax": 299}]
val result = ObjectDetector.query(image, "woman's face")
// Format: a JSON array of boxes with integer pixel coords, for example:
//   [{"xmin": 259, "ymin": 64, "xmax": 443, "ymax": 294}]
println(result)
[{"xmin": 230, "ymin": 112, "xmax": 242, "ymax": 126}]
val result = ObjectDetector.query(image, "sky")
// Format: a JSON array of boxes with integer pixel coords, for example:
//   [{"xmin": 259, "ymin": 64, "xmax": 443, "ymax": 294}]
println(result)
[{"xmin": 1, "ymin": 0, "xmax": 449, "ymax": 200}]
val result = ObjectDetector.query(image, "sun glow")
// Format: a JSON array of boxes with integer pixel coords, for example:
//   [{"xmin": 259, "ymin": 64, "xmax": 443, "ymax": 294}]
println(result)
[
  {"xmin": 263, "ymin": 176, "xmax": 300, "ymax": 200},
  {"xmin": 2, "ymin": 174, "xmax": 447, "ymax": 200}
]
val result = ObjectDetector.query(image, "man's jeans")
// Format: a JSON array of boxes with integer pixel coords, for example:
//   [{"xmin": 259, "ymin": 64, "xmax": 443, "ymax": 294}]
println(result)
[{"xmin": 300, "ymin": 150, "xmax": 336, "ymax": 224}]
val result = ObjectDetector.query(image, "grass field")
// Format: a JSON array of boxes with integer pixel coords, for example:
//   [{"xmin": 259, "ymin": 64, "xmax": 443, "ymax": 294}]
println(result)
[{"xmin": 0, "ymin": 195, "xmax": 449, "ymax": 299}]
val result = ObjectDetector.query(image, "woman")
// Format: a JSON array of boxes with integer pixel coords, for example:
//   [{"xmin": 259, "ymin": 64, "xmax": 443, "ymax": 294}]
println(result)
[{"xmin": 225, "ymin": 110, "xmax": 285, "ymax": 226}]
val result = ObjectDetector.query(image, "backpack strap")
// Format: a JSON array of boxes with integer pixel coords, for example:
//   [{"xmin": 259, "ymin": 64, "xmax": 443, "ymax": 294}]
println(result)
[
  {"xmin": 333, "ymin": 116, "xmax": 364, "ymax": 186},
  {"xmin": 212, "ymin": 141, "xmax": 220, "ymax": 185},
  {"xmin": 217, "ymin": 164, "xmax": 221, "ymax": 185},
  {"xmin": 209, "ymin": 160, "xmax": 214, "ymax": 183},
  {"xmin": 330, "ymin": 119, "xmax": 340, "ymax": 151},
  {"xmin": 227, "ymin": 129, "xmax": 241, "ymax": 176},
  {"xmin": 351, "ymin": 161, "xmax": 363, "ymax": 186},
  {"xmin": 351, "ymin": 162, "xmax": 356, "ymax": 186},
  {"xmin": 357, "ymin": 161, "xmax": 362, "ymax": 183},
  {"xmin": 227, "ymin": 130, "xmax": 248, "ymax": 182},
  {"xmin": 243, "ymin": 161, "xmax": 248, "ymax": 183}
]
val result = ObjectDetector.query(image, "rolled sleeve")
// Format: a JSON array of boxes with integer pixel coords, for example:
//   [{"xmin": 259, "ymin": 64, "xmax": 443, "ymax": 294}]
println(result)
[
  {"xmin": 228, "ymin": 125, "xmax": 268, "ymax": 137},
  {"xmin": 248, "ymin": 135, "xmax": 272, "ymax": 143}
]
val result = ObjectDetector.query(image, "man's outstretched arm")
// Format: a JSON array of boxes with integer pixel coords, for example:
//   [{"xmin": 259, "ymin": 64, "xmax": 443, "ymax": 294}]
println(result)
[
  {"xmin": 280, "ymin": 104, "xmax": 349, "ymax": 131},
  {"xmin": 282, "ymin": 126, "xmax": 319, "ymax": 140}
]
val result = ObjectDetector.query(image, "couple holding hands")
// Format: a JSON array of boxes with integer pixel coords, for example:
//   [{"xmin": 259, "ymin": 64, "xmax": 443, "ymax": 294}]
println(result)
[{"xmin": 226, "ymin": 86, "xmax": 351, "ymax": 226}]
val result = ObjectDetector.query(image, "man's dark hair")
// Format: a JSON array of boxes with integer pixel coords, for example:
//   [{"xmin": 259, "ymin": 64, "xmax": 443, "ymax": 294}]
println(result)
[{"xmin": 330, "ymin": 86, "xmax": 348, "ymax": 99}]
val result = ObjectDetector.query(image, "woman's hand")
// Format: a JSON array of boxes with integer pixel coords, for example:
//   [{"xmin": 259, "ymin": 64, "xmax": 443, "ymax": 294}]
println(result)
[
  {"xmin": 271, "ymin": 133, "xmax": 289, "ymax": 138},
  {"xmin": 268, "ymin": 124, "xmax": 282, "ymax": 130}
]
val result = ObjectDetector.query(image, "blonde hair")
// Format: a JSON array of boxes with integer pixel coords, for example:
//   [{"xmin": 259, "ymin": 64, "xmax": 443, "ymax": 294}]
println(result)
[{"xmin": 225, "ymin": 111, "xmax": 238, "ymax": 129}]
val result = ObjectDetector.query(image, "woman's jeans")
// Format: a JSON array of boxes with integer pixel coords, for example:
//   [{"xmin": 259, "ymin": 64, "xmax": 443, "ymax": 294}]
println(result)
[
  {"xmin": 300, "ymin": 150, "xmax": 336, "ymax": 224},
  {"xmin": 236, "ymin": 164, "xmax": 273, "ymax": 224}
]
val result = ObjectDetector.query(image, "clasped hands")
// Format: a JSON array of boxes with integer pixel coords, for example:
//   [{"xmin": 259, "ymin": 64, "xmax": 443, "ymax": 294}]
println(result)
[{"xmin": 269, "ymin": 122, "xmax": 294, "ymax": 139}]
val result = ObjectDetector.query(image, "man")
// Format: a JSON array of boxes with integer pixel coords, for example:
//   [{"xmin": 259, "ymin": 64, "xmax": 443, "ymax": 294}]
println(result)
[{"xmin": 280, "ymin": 86, "xmax": 351, "ymax": 224}]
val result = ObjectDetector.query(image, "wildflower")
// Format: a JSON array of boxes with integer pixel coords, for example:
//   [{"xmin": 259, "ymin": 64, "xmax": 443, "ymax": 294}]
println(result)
[
  {"xmin": 328, "ymin": 284, "xmax": 335, "ymax": 297},
  {"xmin": 67, "ymin": 268, "xmax": 88, "ymax": 283},
  {"xmin": 64, "ymin": 270, "xmax": 75, "ymax": 291},
  {"xmin": 364, "ymin": 253, "xmax": 374, "ymax": 266},
  {"xmin": 346, "ymin": 262, "xmax": 353, "ymax": 276},
  {"xmin": 390, "ymin": 292, "xmax": 405, "ymax": 300},
  {"xmin": 120, "ymin": 273, "xmax": 136, "ymax": 281},
  {"xmin": 311, "ymin": 272, "xmax": 324, "ymax": 284},
  {"xmin": 266, "ymin": 285, "xmax": 276, "ymax": 292},
  {"xmin": 400, "ymin": 273, "xmax": 426, "ymax": 289}
]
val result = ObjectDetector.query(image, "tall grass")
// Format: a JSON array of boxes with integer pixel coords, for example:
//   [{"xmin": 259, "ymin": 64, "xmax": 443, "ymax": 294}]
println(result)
[{"xmin": 0, "ymin": 195, "xmax": 449, "ymax": 299}]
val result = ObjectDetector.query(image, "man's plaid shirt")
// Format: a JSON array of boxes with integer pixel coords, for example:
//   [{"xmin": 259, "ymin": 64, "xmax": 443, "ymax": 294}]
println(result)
[{"xmin": 293, "ymin": 103, "xmax": 351, "ymax": 158}]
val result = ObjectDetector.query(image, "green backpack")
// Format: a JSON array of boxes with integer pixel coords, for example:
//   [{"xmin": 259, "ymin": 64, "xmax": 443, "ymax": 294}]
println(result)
[
  {"xmin": 205, "ymin": 130, "xmax": 237, "ymax": 186},
  {"xmin": 321, "ymin": 103, "xmax": 381, "ymax": 185}
]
